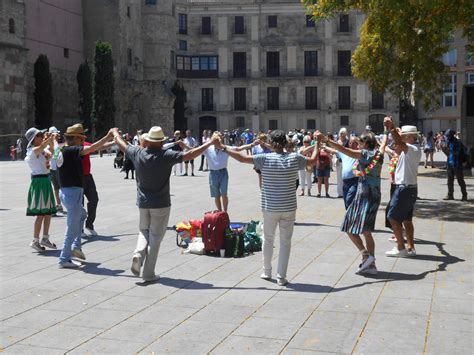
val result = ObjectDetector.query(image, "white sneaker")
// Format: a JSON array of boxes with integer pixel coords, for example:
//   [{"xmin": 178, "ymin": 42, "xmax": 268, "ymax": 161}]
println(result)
[
  {"xmin": 30, "ymin": 240, "xmax": 45, "ymax": 252},
  {"xmin": 131, "ymin": 254, "xmax": 142, "ymax": 276},
  {"xmin": 55, "ymin": 211, "xmax": 64, "ymax": 217},
  {"xmin": 358, "ymin": 255, "xmax": 375, "ymax": 272},
  {"xmin": 81, "ymin": 232, "xmax": 88, "ymax": 238},
  {"xmin": 277, "ymin": 278, "xmax": 288, "ymax": 286},
  {"xmin": 59, "ymin": 259, "xmax": 82, "ymax": 268},
  {"xmin": 260, "ymin": 272, "xmax": 271, "ymax": 280},
  {"xmin": 85, "ymin": 228, "xmax": 98, "ymax": 236},
  {"xmin": 358, "ymin": 265, "xmax": 378, "ymax": 275},
  {"xmin": 385, "ymin": 247, "xmax": 409, "ymax": 258},
  {"xmin": 407, "ymin": 249, "xmax": 417, "ymax": 257},
  {"xmin": 72, "ymin": 248, "xmax": 86, "ymax": 260},
  {"xmin": 40, "ymin": 237, "xmax": 57, "ymax": 249}
]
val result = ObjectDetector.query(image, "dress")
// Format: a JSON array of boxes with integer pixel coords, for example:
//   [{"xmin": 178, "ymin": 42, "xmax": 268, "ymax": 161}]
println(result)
[
  {"xmin": 341, "ymin": 149, "xmax": 383, "ymax": 234},
  {"xmin": 25, "ymin": 147, "xmax": 57, "ymax": 216}
]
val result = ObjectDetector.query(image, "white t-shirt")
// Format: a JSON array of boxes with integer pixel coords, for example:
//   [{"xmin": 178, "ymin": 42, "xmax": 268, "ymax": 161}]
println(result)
[
  {"xmin": 25, "ymin": 147, "xmax": 50, "ymax": 175},
  {"xmin": 395, "ymin": 144, "xmax": 421, "ymax": 185},
  {"xmin": 183, "ymin": 137, "xmax": 197, "ymax": 151},
  {"xmin": 204, "ymin": 145, "xmax": 236, "ymax": 170}
]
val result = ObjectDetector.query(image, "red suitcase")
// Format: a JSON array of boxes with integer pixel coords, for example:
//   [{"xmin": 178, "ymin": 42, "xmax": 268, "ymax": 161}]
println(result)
[{"xmin": 202, "ymin": 210, "xmax": 230, "ymax": 253}]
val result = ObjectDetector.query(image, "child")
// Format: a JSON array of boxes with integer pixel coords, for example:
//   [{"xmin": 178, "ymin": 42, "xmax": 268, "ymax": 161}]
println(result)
[{"xmin": 24, "ymin": 128, "xmax": 58, "ymax": 251}]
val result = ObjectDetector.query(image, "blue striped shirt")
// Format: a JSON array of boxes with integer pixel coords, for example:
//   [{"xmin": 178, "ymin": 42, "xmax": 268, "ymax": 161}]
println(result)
[{"xmin": 253, "ymin": 152, "xmax": 307, "ymax": 212}]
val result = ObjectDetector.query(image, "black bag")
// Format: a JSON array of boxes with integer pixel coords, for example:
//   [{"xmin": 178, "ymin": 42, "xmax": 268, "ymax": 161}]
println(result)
[
  {"xmin": 233, "ymin": 230, "xmax": 245, "ymax": 258},
  {"xmin": 224, "ymin": 228, "xmax": 245, "ymax": 258}
]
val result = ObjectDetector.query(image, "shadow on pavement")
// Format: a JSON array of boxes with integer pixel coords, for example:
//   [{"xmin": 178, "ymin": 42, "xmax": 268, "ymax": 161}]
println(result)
[
  {"xmin": 80, "ymin": 262, "xmax": 125, "ymax": 277},
  {"xmin": 81, "ymin": 234, "xmax": 131, "ymax": 246},
  {"xmin": 415, "ymin": 199, "xmax": 474, "ymax": 222}
]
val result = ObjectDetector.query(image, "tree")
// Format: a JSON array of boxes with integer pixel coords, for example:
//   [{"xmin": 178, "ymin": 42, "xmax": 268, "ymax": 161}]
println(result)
[
  {"xmin": 303, "ymin": 0, "xmax": 474, "ymax": 109},
  {"xmin": 172, "ymin": 81, "xmax": 187, "ymax": 131},
  {"xmin": 93, "ymin": 41, "xmax": 115, "ymax": 139},
  {"xmin": 33, "ymin": 54, "xmax": 53, "ymax": 128},
  {"xmin": 76, "ymin": 61, "xmax": 93, "ymax": 132}
]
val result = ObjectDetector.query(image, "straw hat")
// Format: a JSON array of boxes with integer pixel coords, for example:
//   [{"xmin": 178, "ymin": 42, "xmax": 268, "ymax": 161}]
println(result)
[
  {"xmin": 400, "ymin": 125, "xmax": 420, "ymax": 135},
  {"xmin": 143, "ymin": 126, "xmax": 168, "ymax": 142},
  {"xmin": 64, "ymin": 124, "xmax": 88, "ymax": 137}
]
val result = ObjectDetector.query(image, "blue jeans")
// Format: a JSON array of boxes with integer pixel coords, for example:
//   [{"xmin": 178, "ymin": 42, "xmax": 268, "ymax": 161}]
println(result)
[{"xmin": 59, "ymin": 187, "xmax": 87, "ymax": 264}]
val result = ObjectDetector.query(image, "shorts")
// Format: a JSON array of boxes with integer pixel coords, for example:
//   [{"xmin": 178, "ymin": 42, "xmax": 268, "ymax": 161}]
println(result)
[
  {"xmin": 387, "ymin": 185, "xmax": 417, "ymax": 222},
  {"xmin": 209, "ymin": 168, "xmax": 229, "ymax": 198},
  {"xmin": 316, "ymin": 167, "xmax": 330, "ymax": 178},
  {"xmin": 50, "ymin": 169, "xmax": 60, "ymax": 190}
]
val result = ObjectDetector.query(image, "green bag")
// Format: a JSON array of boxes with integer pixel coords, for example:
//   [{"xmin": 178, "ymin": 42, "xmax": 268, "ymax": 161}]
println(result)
[
  {"xmin": 244, "ymin": 232, "xmax": 262, "ymax": 253},
  {"xmin": 246, "ymin": 220, "xmax": 259, "ymax": 234}
]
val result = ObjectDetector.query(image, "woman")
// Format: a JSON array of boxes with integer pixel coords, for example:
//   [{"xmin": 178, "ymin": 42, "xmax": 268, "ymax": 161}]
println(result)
[
  {"xmin": 298, "ymin": 135, "xmax": 313, "ymax": 196},
  {"xmin": 336, "ymin": 128, "xmax": 349, "ymax": 197},
  {"xmin": 424, "ymin": 131, "xmax": 435, "ymax": 168},
  {"xmin": 316, "ymin": 127, "xmax": 388, "ymax": 275},
  {"xmin": 315, "ymin": 143, "xmax": 331, "ymax": 197},
  {"xmin": 24, "ymin": 128, "xmax": 58, "ymax": 252}
]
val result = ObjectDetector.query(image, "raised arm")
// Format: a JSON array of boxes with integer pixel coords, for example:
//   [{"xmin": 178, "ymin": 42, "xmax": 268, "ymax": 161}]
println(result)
[
  {"xmin": 316, "ymin": 132, "xmax": 362, "ymax": 160},
  {"xmin": 234, "ymin": 141, "xmax": 255, "ymax": 152},
  {"xmin": 215, "ymin": 139, "xmax": 254, "ymax": 164},
  {"xmin": 112, "ymin": 129, "xmax": 129, "ymax": 152},
  {"xmin": 82, "ymin": 129, "xmax": 115, "ymax": 156},
  {"xmin": 182, "ymin": 134, "xmax": 218, "ymax": 161},
  {"xmin": 32, "ymin": 135, "xmax": 54, "ymax": 157},
  {"xmin": 385, "ymin": 117, "xmax": 408, "ymax": 153},
  {"xmin": 305, "ymin": 134, "xmax": 320, "ymax": 167}
]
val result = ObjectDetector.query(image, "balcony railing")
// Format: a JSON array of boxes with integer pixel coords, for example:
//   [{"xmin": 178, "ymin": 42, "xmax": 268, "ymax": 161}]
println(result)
[
  {"xmin": 369, "ymin": 100, "xmax": 386, "ymax": 110},
  {"xmin": 177, "ymin": 69, "xmax": 218, "ymax": 79},
  {"xmin": 338, "ymin": 101, "xmax": 354, "ymax": 110},
  {"xmin": 266, "ymin": 68, "xmax": 280, "ymax": 77},
  {"xmin": 199, "ymin": 103, "xmax": 215, "ymax": 112},
  {"xmin": 231, "ymin": 102, "xmax": 248, "ymax": 111},
  {"xmin": 337, "ymin": 67, "xmax": 352, "ymax": 76}
]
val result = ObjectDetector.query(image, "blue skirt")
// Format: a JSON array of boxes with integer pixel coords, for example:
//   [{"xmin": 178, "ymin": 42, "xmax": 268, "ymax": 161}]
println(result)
[{"xmin": 341, "ymin": 180, "xmax": 381, "ymax": 234}]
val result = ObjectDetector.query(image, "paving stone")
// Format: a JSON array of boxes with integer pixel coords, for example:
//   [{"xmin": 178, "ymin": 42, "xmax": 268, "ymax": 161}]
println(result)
[
  {"xmin": 354, "ymin": 329, "xmax": 426, "ymax": 354},
  {"xmin": 130, "ymin": 304, "xmax": 198, "ymax": 325},
  {"xmin": 317, "ymin": 295, "xmax": 375, "ymax": 314},
  {"xmin": 431, "ymin": 296, "xmax": 473, "ymax": 315},
  {"xmin": 428, "ymin": 312, "xmax": 472, "ymax": 333},
  {"xmin": 1, "ymin": 344, "xmax": 65, "ymax": 354},
  {"xmin": 233, "ymin": 316, "xmax": 303, "ymax": 341},
  {"xmin": 211, "ymin": 335, "xmax": 287, "ymax": 354},
  {"xmin": 2, "ymin": 308, "xmax": 76, "ymax": 330},
  {"xmin": 62, "ymin": 308, "xmax": 135, "ymax": 329},
  {"xmin": 0, "ymin": 325, "xmax": 37, "ymax": 348},
  {"xmin": 303, "ymin": 310, "xmax": 368, "ymax": 332},
  {"xmin": 425, "ymin": 329, "xmax": 474, "ymax": 355},
  {"xmin": 99, "ymin": 321, "xmax": 172, "ymax": 344},
  {"xmin": 191, "ymin": 303, "xmax": 256, "ymax": 324},
  {"xmin": 68, "ymin": 337, "xmax": 142, "ymax": 354},
  {"xmin": 286, "ymin": 326, "xmax": 360, "ymax": 353},
  {"xmin": 372, "ymin": 295, "xmax": 432, "ymax": 315}
]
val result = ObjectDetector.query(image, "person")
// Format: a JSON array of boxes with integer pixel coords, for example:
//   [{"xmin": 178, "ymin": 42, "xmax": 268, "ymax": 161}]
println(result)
[
  {"xmin": 241, "ymin": 129, "xmax": 254, "ymax": 154},
  {"xmin": 336, "ymin": 128, "xmax": 349, "ymax": 197},
  {"xmin": 298, "ymin": 135, "xmax": 314, "ymax": 196},
  {"xmin": 168, "ymin": 130, "xmax": 183, "ymax": 176},
  {"xmin": 113, "ymin": 126, "xmax": 219, "ymax": 282},
  {"xmin": 47, "ymin": 127, "xmax": 65, "ymax": 217},
  {"xmin": 424, "ymin": 131, "xmax": 435, "ymax": 168},
  {"xmin": 123, "ymin": 137, "xmax": 135, "ymax": 179},
  {"xmin": 16, "ymin": 136, "xmax": 23, "ymax": 160},
  {"xmin": 217, "ymin": 130, "xmax": 320, "ymax": 286},
  {"xmin": 132, "ymin": 130, "xmax": 143, "ymax": 146},
  {"xmin": 384, "ymin": 118, "xmax": 422, "ymax": 257},
  {"xmin": 317, "ymin": 125, "xmax": 388, "ymax": 275},
  {"xmin": 183, "ymin": 130, "xmax": 198, "ymax": 176},
  {"xmin": 252, "ymin": 133, "xmax": 272, "ymax": 188},
  {"xmin": 10, "ymin": 145, "xmax": 16, "ymax": 161},
  {"xmin": 56, "ymin": 124, "xmax": 115, "ymax": 268},
  {"xmin": 442, "ymin": 129, "xmax": 468, "ymax": 201},
  {"xmin": 24, "ymin": 127, "xmax": 58, "ymax": 252},
  {"xmin": 315, "ymin": 144, "xmax": 331, "ymax": 197}
]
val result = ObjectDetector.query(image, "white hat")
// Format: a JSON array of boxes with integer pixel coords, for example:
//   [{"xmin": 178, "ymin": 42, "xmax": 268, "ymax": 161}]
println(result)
[
  {"xmin": 400, "ymin": 125, "xmax": 420, "ymax": 135},
  {"xmin": 339, "ymin": 127, "xmax": 348, "ymax": 135},
  {"xmin": 48, "ymin": 126, "xmax": 60, "ymax": 134},
  {"xmin": 365, "ymin": 125, "xmax": 372, "ymax": 131},
  {"xmin": 143, "ymin": 126, "xmax": 168, "ymax": 142},
  {"xmin": 25, "ymin": 127, "xmax": 46, "ymax": 148}
]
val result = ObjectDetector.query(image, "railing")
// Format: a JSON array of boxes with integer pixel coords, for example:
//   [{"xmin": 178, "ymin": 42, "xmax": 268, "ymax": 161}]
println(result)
[
  {"xmin": 199, "ymin": 103, "xmax": 216, "ymax": 112},
  {"xmin": 337, "ymin": 67, "xmax": 352, "ymax": 76},
  {"xmin": 338, "ymin": 101, "xmax": 354, "ymax": 110}
]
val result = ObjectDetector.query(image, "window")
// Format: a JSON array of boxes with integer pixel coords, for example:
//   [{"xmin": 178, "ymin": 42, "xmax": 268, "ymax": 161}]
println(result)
[
  {"xmin": 442, "ymin": 74, "xmax": 457, "ymax": 107},
  {"xmin": 338, "ymin": 86, "xmax": 351, "ymax": 109},
  {"xmin": 467, "ymin": 72, "xmax": 474, "ymax": 84},
  {"xmin": 304, "ymin": 51, "xmax": 318, "ymax": 76},
  {"xmin": 305, "ymin": 87, "xmax": 318, "ymax": 109},
  {"xmin": 371, "ymin": 91, "xmax": 384, "ymax": 109},
  {"xmin": 176, "ymin": 55, "xmax": 218, "ymax": 78},
  {"xmin": 126, "ymin": 48, "xmax": 132, "ymax": 66},
  {"xmin": 337, "ymin": 50, "xmax": 351, "ymax": 76},
  {"xmin": 442, "ymin": 49, "xmax": 457, "ymax": 67},
  {"xmin": 267, "ymin": 87, "xmax": 279, "ymax": 110},
  {"xmin": 307, "ymin": 119, "xmax": 316, "ymax": 130},
  {"xmin": 233, "ymin": 52, "xmax": 247, "ymax": 78},
  {"xmin": 236, "ymin": 116, "xmax": 245, "ymax": 128},
  {"xmin": 466, "ymin": 51, "xmax": 474, "ymax": 66},
  {"xmin": 306, "ymin": 15, "xmax": 315, "ymax": 28},
  {"xmin": 269, "ymin": 119, "xmax": 278, "ymax": 130},
  {"xmin": 179, "ymin": 14, "xmax": 187, "ymax": 34},
  {"xmin": 234, "ymin": 88, "xmax": 246, "ymax": 111},
  {"xmin": 234, "ymin": 16, "xmax": 244, "ymax": 34},
  {"xmin": 192, "ymin": 57, "xmax": 200, "ymax": 70},
  {"xmin": 266, "ymin": 51, "xmax": 280, "ymax": 77},
  {"xmin": 179, "ymin": 40, "xmax": 187, "ymax": 51},
  {"xmin": 9, "ymin": 18, "xmax": 15, "ymax": 34},
  {"xmin": 64, "ymin": 48, "xmax": 70, "ymax": 59},
  {"xmin": 202, "ymin": 17, "xmax": 211, "ymax": 35},
  {"xmin": 339, "ymin": 14, "xmax": 349, "ymax": 32},
  {"xmin": 126, "ymin": 6, "xmax": 131, "ymax": 18},
  {"xmin": 145, "ymin": 0, "xmax": 156, "ymax": 4},
  {"xmin": 340, "ymin": 115, "xmax": 349, "ymax": 126},
  {"xmin": 268, "ymin": 15, "xmax": 277, "ymax": 28},
  {"xmin": 201, "ymin": 88, "xmax": 214, "ymax": 111}
]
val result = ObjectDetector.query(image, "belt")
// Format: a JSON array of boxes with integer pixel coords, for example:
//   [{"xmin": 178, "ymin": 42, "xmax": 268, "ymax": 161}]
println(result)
[
  {"xmin": 210, "ymin": 168, "xmax": 227, "ymax": 172},
  {"xmin": 31, "ymin": 174, "xmax": 49, "ymax": 178},
  {"xmin": 396, "ymin": 184, "xmax": 417, "ymax": 188}
]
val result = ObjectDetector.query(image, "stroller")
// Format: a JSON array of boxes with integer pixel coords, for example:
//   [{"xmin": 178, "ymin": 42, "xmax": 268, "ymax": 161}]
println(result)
[{"xmin": 114, "ymin": 150, "xmax": 124, "ymax": 169}]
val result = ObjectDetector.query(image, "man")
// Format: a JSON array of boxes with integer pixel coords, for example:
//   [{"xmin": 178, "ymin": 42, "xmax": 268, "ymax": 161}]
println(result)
[
  {"xmin": 442, "ymin": 129, "xmax": 467, "ymax": 201},
  {"xmin": 113, "ymin": 126, "xmax": 219, "ymax": 282},
  {"xmin": 335, "ymin": 128, "xmax": 349, "ymax": 198},
  {"xmin": 48, "ymin": 126, "xmax": 65, "ymax": 216},
  {"xmin": 384, "ymin": 118, "xmax": 422, "ymax": 258},
  {"xmin": 183, "ymin": 130, "xmax": 198, "ymax": 176},
  {"xmin": 56, "ymin": 124, "xmax": 114, "ymax": 268},
  {"xmin": 168, "ymin": 130, "xmax": 183, "ymax": 176},
  {"xmin": 241, "ymin": 129, "xmax": 253, "ymax": 154},
  {"xmin": 217, "ymin": 130, "xmax": 319, "ymax": 286}
]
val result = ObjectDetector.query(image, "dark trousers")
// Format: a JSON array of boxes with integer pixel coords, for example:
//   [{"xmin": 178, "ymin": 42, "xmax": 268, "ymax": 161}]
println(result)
[
  {"xmin": 199, "ymin": 155, "xmax": 205, "ymax": 170},
  {"xmin": 83, "ymin": 174, "xmax": 99, "ymax": 230},
  {"xmin": 385, "ymin": 183, "xmax": 397, "ymax": 229},
  {"xmin": 447, "ymin": 167, "xmax": 467, "ymax": 197}
]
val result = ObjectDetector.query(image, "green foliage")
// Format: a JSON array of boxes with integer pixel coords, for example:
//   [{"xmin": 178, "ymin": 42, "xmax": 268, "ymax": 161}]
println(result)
[
  {"xmin": 33, "ymin": 54, "xmax": 53, "ymax": 129},
  {"xmin": 93, "ymin": 41, "xmax": 115, "ymax": 139},
  {"xmin": 172, "ymin": 81, "xmax": 187, "ymax": 131},
  {"xmin": 76, "ymin": 61, "xmax": 93, "ymax": 132},
  {"xmin": 302, "ymin": 0, "xmax": 474, "ymax": 109}
]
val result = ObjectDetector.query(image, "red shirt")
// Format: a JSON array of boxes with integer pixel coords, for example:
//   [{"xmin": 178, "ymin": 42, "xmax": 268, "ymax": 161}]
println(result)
[{"xmin": 82, "ymin": 142, "xmax": 92, "ymax": 175}]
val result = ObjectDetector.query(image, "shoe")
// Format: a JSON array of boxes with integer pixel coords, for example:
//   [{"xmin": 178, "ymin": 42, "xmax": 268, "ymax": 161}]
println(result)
[
  {"xmin": 325, "ymin": 193, "xmax": 330, "ymax": 198},
  {"xmin": 358, "ymin": 255, "xmax": 375, "ymax": 272},
  {"xmin": 316, "ymin": 194, "xmax": 321, "ymax": 198},
  {"xmin": 461, "ymin": 195, "xmax": 468, "ymax": 202},
  {"xmin": 143, "ymin": 275, "xmax": 160, "ymax": 283},
  {"xmin": 40, "ymin": 237, "xmax": 57, "ymax": 249},
  {"xmin": 182, "ymin": 173, "xmax": 188, "ymax": 176},
  {"xmin": 30, "ymin": 240, "xmax": 45, "ymax": 252},
  {"xmin": 385, "ymin": 247, "xmax": 409, "ymax": 258},
  {"xmin": 191, "ymin": 173, "xmax": 195, "ymax": 176},
  {"xmin": 443, "ymin": 195, "xmax": 454, "ymax": 201},
  {"xmin": 260, "ymin": 272, "xmax": 271, "ymax": 280},
  {"xmin": 277, "ymin": 278, "xmax": 288, "ymax": 286},
  {"xmin": 337, "ymin": 195, "xmax": 343, "ymax": 198},
  {"xmin": 407, "ymin": 249, "xmax": 417, "ymax": 257},
  {"xmin": 388, "ymin": 235, "xmax": 407, "ymax": 243},
  {"xmin": 59, "ymin": 259, "xmax": 82, "ymax": 269},
  {"xmin": 71, "ymin": 248, "xmax": 86, "ymax": 260},
  {"xmin": 131, "ymin": 254, "xmax": 142, "ymax": 276},
  {"xmin": 308, "ymin": 190, "xmax": 312, "ymax": 196},
  {"xmin": 55, "ymin": 211, "xmax": 64, "ymax": 217},
  {"xmin": 358, "ymin": 265, "xmax": 378, "ymax": 275},
  {"xmin": 299, "ymin": 191, "xmax": 304, "ymax": 196},
  {"xmin": 85, "ymin": 228, "xmax": 98, "ymax": 236},
  {"xmin": 124, "ymin": 176, "xmax": 128, "ymax": 179},
  {"xmin": 81, "ymin": 232, "xmax": 88, "ymax": 238}
]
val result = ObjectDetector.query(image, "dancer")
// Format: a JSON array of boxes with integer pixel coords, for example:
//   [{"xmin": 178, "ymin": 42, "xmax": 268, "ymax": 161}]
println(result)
[
  {"xmin": 24, "ymin": 128, "xmax": 58, "ymax": 252},
  {"xmin": 336, "ymin": 128, "xmax": 349, "ymax": 197}
]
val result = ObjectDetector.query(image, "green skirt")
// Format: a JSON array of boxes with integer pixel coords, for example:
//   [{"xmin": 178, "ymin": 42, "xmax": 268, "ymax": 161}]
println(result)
[{"xmin": 26, "ymin": 175, "xmax": 57, "ymax": 216}]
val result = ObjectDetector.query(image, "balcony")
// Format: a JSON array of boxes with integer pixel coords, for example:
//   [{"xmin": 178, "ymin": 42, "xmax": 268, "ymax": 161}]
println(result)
[
  {"xmin": 199, "ymin": 103, "xmax": 215, "ymax": 112},
  {"xmin": 304, "ymin": 68, "xmax": 319, "ymax": 77},
  {"xmin": 305, "ymin": 100, "xmax": 321, "ymax": 110},
  {"xmin": 338, "ymin": 101, "xmax": 354, "ymax": 110},
  {"xmin": 177, "ymin": 69, "xmax": 218, "ymax": 79},
  {"xmin": 231, "ymin": 102, "xmax": 248, "ymax": 112},
  {"xmin": 266, "ymin": 68, "xmax": 280, "ymax": 77},
  {"xmin": 337, "ymin": 67, "xmax": 352, "ymax": 76}
]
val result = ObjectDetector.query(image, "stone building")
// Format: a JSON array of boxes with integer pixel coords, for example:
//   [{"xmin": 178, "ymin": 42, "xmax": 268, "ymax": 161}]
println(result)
[{"xmin": 174, "ymin": 0, "xmax": 399, "ymax": 136}]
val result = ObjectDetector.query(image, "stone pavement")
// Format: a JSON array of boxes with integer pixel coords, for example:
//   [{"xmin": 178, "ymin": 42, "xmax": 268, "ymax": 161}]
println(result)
[{"xmin": 0, "ymin": 152, "xmax": 472, "ymax": 354}]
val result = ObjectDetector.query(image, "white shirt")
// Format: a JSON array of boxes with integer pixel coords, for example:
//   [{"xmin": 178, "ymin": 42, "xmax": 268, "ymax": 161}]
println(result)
[
  {"xmin": 183, "ymin": 137, "xmax": 197, "ymax": 151},
  {"xmin": 25, "ymin": 147, "xmax": 50, "ymax": 175},
  {"xmin": 395, "ymin": 143, "xmax": 421, "ymax": 185},
  {"xmin": 204, "ymin": 145, "xmax": 235, "ymax": 170}
]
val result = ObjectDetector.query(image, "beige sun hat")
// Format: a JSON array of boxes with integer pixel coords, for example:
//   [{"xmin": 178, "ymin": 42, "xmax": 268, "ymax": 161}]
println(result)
[
  {"xmin": 63, "ymin": 123, "xmax": 88, "ymax": 137},
  {"xmin": 143, "ymin": 126, "xmax": 168, "ymax": 142},
  {"xmin": 400, "ymin": 125, "xmax": 420, "ymax": 135}
]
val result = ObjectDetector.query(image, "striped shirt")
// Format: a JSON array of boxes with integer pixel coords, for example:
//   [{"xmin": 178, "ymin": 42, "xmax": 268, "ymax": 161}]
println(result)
[{"xmin": 253, "ymin": 152, "xmax": 307, "ymax": 212}]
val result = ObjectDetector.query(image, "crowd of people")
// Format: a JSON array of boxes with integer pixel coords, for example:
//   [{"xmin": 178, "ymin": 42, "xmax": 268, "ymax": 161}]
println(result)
[{"xmin": 22, "ymin": 117, "xmax": 469, "ymax": 285}]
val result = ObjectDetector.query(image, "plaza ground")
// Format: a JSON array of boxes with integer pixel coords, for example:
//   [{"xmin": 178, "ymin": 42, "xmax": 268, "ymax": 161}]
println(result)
[{"xmin": 0, "ymin": 152, "xmax": 473, "ymax": 354}]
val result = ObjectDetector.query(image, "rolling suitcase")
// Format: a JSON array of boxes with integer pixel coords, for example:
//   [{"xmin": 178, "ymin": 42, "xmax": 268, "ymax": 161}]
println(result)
[{"xmin": 202, "ymin": 210, "xmax": 230, "ymax": 254}]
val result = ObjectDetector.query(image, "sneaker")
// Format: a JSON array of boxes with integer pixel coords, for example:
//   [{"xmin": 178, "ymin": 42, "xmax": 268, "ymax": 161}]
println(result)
[
  {"xmin": 325, "ymin": 193, "xmax": 330, "ymax": 198},
  {"xmin": 191, "ymin": 173, "xmax": 195, "ymax": 176},
  {"xmin": 316, "ymin": 194, "xmax": 321, "ymax": 198},
  {"xmin": 143, "ymin": 275, "xmax": 160, "ymax": 283},
  {"xmin": 71, "ymin": 248, "xmax": 86, "ymax": 260},
  {"xmin": 277, "ymin": 278, "xmax": 288, "ymax": 286},
  {"xmin": 85, "ymin": 228, "xmax": 98, "ymax": 236},
  {"xmin": 131, "ymin": 254, "xmax": 142, "ymax": 277},
  {"xmin": 81, "ymin": 232, "xmax": 88, "ymax": 238},
  {"xmin": 55, "ymin": 211, "xmax": 64, "ymax": 217},
  {"xmin": 260, "ymin": 272, "xmax": 271, "ymax": 280},
  {"xmin": 358, "ymin": 265, "xmax": 378, "ymax": 275},
  {"xmin": 407, "ymin": 249, "xmax": 417, "ymax": 257},
  {"xmin": 40, "ymin": 237, "xmax": 57, "ymax": 249},
  {"xmin": 358, "ymin": 255, "xmax": 375, "ymax": 272},
  {"xmin": 385, "ymin": 247, "xmax": 409, "ymax": 258},
  {"xmin": 30, "ymin": 240, "xmax": 45, "ymax": 252},
  {"xmin": 59, "ymin": 259, "xmax": 82, "ymax": 269},
  {"xmin": 182, "ymin": 173, "xmax": 188, "ymax": 176}
]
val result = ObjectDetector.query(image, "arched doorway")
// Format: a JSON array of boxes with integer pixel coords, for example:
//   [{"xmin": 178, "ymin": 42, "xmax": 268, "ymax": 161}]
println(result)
[
  {"xmin": 368, "ymin": 114, "xmax": 385, "ymax": 134},
  {"xmin": 199, "ymin": 116, "xmax": 217, "ymax": 140}
]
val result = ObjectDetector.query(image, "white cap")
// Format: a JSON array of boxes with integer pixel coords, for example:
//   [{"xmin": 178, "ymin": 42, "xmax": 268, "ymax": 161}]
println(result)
[{"xmin": 48, "ymin": 126, "xmax": 60, "ymax": 134}]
